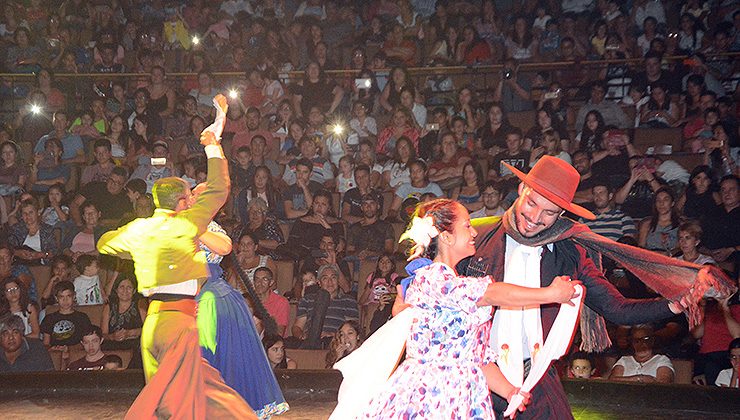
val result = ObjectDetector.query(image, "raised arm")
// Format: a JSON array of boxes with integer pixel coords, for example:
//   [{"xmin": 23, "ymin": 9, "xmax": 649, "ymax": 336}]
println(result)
[{"xmin": 476, "ymin": 275, "xmax": 579, "ymax": 307}]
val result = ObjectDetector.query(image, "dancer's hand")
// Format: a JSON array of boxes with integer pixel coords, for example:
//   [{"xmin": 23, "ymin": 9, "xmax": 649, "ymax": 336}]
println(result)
[
  {"xmin": 506, "ymin": 388, "xmax": 531, "ymax": 419},
  {"xmin": 547, "ymin": 276, "xmax": 581, "ymax": 305}
]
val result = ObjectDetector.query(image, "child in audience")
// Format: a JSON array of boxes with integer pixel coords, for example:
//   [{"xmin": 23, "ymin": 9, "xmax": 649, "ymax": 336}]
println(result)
[
  {"xmin": 103, "ymin": 354, "xmax": 124, "ymax": 370},
  {"xmin": 263, "ymin": 334, "xmax": 297, "ymax": 370},
  {"xmin": 336, "ymin": 155, "xmax": 356, "ymax": 195},
  {"xmin": 73, "ymin": 254, "xmax": 105, "ymax": 306},
  {"xmin": 41, "ymin": 255, "xmax": 73, "ymax": 308},
  {"xmin": 41, "ymin": 183, "xmax": 69, "ymax": 228},
  {"xmin": 349, "ymin": 101, "xmax": 378, "ymax": 140},
  {"xmin": 359, "ymin": 254, "xmax": 398, "ymax": 334},
  {"xmin": 40, "ymin": 281, "xmax": 92, "ymax": 350},
  {"xmin": 230, "ymin": 146, "xmax": 254, "ymax": 192},
  {"xmin": 67, "ymin": 325, "xmax": 107, "ymax": 370},
  {"xmin": 569, "ymin": 351, "xmax": 597, "ymax": 379},
  {"xmin": 686, "ymin": 107, "xmax": 720, "ymax": 153}
]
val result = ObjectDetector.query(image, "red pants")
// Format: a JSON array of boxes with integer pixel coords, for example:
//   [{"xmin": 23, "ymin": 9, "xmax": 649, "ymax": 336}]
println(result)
[{"xmin": 126, "ymin": 300, "xmax": 257, "ymax": 419}]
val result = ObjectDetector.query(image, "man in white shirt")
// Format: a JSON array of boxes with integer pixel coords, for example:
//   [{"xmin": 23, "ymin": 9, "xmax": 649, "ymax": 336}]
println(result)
[{"xmin": 470, "ymin": 181, "xmax": 506, "ymax": 218}]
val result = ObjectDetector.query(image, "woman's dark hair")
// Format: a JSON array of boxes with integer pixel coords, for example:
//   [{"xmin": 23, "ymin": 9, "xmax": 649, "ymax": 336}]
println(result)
[
  {"xmin": 303, "ymin": 61, "xmax": 327, "ymax": 84},
  {"xmin": 47, "ymin": 183, "xmax": 67, "ymax": 204},
  {"xmin": 511, "ymin": 16, "xmax": 533, "ymax": 48},
  {"xmin": 409, "ymin": 198, "xmax": 462, "ymax": 259},
  {"xmin": 325, "ymin": 320, "xmax": 364, "ymax": 368},
  {"xmin": 680, "ymin": 13, "xmax": 702, "ymax": 51},
  {"xmin": 262, "ymin": 333, "xmax": 287, "ymax": 368},
  {"xmin": 729, "ymin": 337, "xmax": 740, "ymax": 352},
  {"xmin": 0, "ymin": 276, "xmax": 30, "ymax": 317},
  {"xmin": 649, "ymin": 186, "xmax": 680, "ymax": 233},
  {"xmin": 0, "ymin": 141, "xmax": 20, "ymax": 164},
  {"xmin": 372, "ymin": 253, "xmax": 397, "ymax": 283},
  {"xmin": 248, "ymin": 165, "xmax": 281, "ymax": 209},
  {"xmin": 462, "ymin": 160, "xmax": 485, "ymax": 189},
  {"xmin": 108, "ymin": 274, "xmax": 138, "ymax": 307},
  {"xmin": 394, "ymin": 136, "xmax": 417, "ymax": 166}
]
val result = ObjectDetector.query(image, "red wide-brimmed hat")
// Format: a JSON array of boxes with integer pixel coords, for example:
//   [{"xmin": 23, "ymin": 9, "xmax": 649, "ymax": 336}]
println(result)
[{"xmin": 503, "ymin": 156, "xmax": 596, "ymax": 220}]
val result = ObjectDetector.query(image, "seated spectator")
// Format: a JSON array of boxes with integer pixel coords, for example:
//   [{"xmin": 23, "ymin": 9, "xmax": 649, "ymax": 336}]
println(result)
[
  {"xmin": 70, "ymin": 166, "xmax": 131, "ymax": 226},
  {"xmin": 29, "ymin": 137, "xmax": 71, "ymax": 194},
  {"xmin": 638, "ymin": 187, "xmax": 681, "ymax": 253},
  {"xmin": 449, "ymin": 115, "xmax": 476, "ymax": 154},
  {"xmin": 614, "ymin": 154, "xmax": 661, "ymax": 220},
  {"xmin": 336, "ymin": 156, "xmax": 356, "ymax": 196},
  {"xmin": 325, "ymin": 320, "xmax": 363, "ymax": 368},
  {"xmin": 40, "ymin": 281, "xmax": 92, "ymax": 349},
  {"xmin": 631, "ymin": 51, "xmax": 679, "ymax": 97},
  {"xmin": 282, "ymin": 158, "xmax": 323, "ymax": 219},
  {"xmin": 356, "ymin": 140, "xmax": 384, "ymax": 189},
  {"xmin": 476, "ymin": 103, "xmax": 513, "ymax": 158},
  {"xmin": 291, "ymin": 62, "xmax": 344, "ymax": 117},
  {"xmin": 582, "ymin": 182, "xmax": 637, "ymax": 241},
  {"xmin": 700, "ymin": 175, "xmax": 739, "ymax": 268},
  {"xmin": 640, "ymin": 83, "xmax": 679, "ymax": 128},
  {"xmin": 704, "ymin": 123, "xmax": 738, "ymax": 184},
  {"xmin": 291, "ymin": 264, "xmax": 359, "ymax": 349},
  {"xmin": 470, "ymin": 181, "xmax": 506, "ymax": 218},
  {"xmin": 263, "ymin": 334, "xmax": 297, "ymax": 369},
  {"xmin": 146, "ymin": 66, "xmax": 176, "ymax": 118},
  {"xmin": 4, "ymin": 27, "xmax": 42, "ymax": 73},
  {"xmin": 451, "ymin": 161, "xmax": 485, "ymax": 213},
  {"xmin": 575, "ymin": 110, "xmax": 607, "ymax": 155},
  {"xmin": 105, "ymin": 82, "xmax": 133, "ymax": 121},
  {"xmin": 287, "ymin": 188, "xmax": 344, "ymax": 254},
  {"xmin": 34, "ymin": 111, "xmax": 86, "ymax": 165},
  {"xmin": 0, "ymin": 314, "xmax": 53, "ymax": 373},
  {"xmin": 0, "ymin": 276, "xmax": 39, "ymax": 338},
  {"xmin": 529, "ymin": 129, "xmax": 571, "ymax": 168},
  {"xmin": 676, "ymin": 220, "xmax": 715, "ymax": 265},
  {"xmin": 346, "ymin": 193, "xmax": 395, "ymax": 261},
  {"xmin": 229, "ymin": 232, "xmax": 277, "ymax": 294},
  {"xmin": 177, "ymin": 116, "xmax": 207, "ymax": 162},
  {"xmin": 458, "ymin": 25, "xmax": 493, "ymax": 65},
  {"xmin": 248, "ymin": 135, "xmax": 281, "ymax": 179},
  {"xmin": 505, "ymin": 16, "xmax": 538, "ymax": 61},
  {"xmin": 101, "ymin": 275, "xmax": 144, "ymax": 362},
  {"xmin": 382, "ymin": 23, "xmax": 417, "ymax": 66},
  {"xmin": 130, "ymin": 140, "xmax": 176, "ymax": 194},
  {"xmin": 677, "ymin": 165, "xmax": 721, "ymax": 220},
  {"xmin": 692, "ymin": 284, "xmax": 740, "ymax": 386},
  {"xmin": 40, "ymin": 255, "xmax": 72, "ymax": 308},
  {"xmin": 188, "ymin": 72, "xmax": 219, "ymax": 117},
  {"xmin": 685, "ymin": 107, "xmax": 720, "ymax": 153},
  {"xmin": 388, "ymin": 160, "xmax": 444, "ymax": 221},
  {"xmin": 231, "ymin": 107, "xmax": 279, "ymax": 159},
  {"xmin": 236, "ymin": 199, "xmax": 285, "ymax": 257},
  {"xmin": 40, "ymin": 183, "xmax": 69, "ymax": 228},
  {"xmin": 253, "ymin": 267, "xmax": 289, "ymax": 336},
  {"xmin": 358, "ymin": 254, "xmax": 399, "ymax": 334},
  {"xmin": 569, "ymin": 351, "xmax": 597, "ymax": 379},
  {"xmin": 72, "ymin": 255, "xmax": 104, "ymax": 306},
  {"xmin": 399, "ymin": 86, "xmax": 426, "ymax": 128},
  {"xmin": 382, "ymin": 137, "xmax": 417, "ymax": 191},
  {"xmin": 80, "ymin": 138, "xmax": 116, "ymax": 186},
  {"xmin": 103, "ymin": 354, "xmax": 123, "ymax": 370},
  {"xmin": 609, "ymin": 324, "xmax": 675, "ymax": 383},
  {"xmin": 376, "ymin": 107, "xmax": 420, "ymax": 158},
  {"xmin": 715, "ymin": 338, "xmax": 740, "ymax": 388},
  {"xmin": 64, "ymin": 202, "xmax": 106, "ymax": 261},
  {"xmin": 282, "ymin": 137, "xmax": 334, "ymax": 187},
  {"xmin": 237, "ymin": 166, "xmax": 283, "ymax": 224},
  {"xmin": 8, "ymin": 199, "xmax": 58, "ymax": 265},
  {"xmin": 349, "ymin": 101, "xmax": 378, "ymax": 140},
  {"xmin": 493, "ymin": 58, "xmax": 533, "ymax": 112},
  {"xmin": 344, "ymin": 159, "xmax": 383, "ymax": 215},
  {"xmin": 489, "ymin": 128, "xmax": 529, "ymax": 187},
  {"xmin": 0, "ymin": 141, "xmax": 28, "ymax": 199},
  {"xmin": 428, "ymin": 133, "xmax": 471, "ymax": 191},
  {"xmin": 525, "ymin": 109, "xmax": 570, "ymax": 153},
  {"xmin": 70, "ymin": 109, "xmax": 104, "ymax": 140},
  {"xmin": 66, "ymin": 325, "xmax": 106, "ymax": 370},
  {"xmin": 231, "ymin": 146, "xmax": 255, "ymax": 196},
  {"xmin": 575, "ymin": 81, "xmax": 631, "ymax": 130}
]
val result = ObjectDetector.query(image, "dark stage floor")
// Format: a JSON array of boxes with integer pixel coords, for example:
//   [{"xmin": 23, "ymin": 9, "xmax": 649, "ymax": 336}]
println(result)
[{"xmin": 1, "ymin": 370, "xmax": 739, "ymax": 419}]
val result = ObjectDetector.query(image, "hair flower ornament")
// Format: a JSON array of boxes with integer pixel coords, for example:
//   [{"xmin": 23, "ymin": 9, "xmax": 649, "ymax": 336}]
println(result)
[{"xmin": 399, "ymin": 216, "xmax": 439, "ymax": 248}]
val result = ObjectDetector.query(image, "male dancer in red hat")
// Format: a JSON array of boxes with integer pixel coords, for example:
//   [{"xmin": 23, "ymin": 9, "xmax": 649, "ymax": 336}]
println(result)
[{"xmin": 463, "ymin": 155, "xmax": 734, "ymax": 419}]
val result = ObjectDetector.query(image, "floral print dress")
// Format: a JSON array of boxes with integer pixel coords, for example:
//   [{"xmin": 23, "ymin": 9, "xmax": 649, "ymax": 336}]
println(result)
[{"xmin": 360, "ymin": 262, "xmax": 495, "ymax": 419}]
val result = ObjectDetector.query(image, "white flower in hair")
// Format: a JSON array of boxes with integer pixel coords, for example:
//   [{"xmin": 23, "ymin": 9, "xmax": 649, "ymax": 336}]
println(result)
[{"xmin": 398, "ymin": 216, "xmax": 439, "ymax": 248}]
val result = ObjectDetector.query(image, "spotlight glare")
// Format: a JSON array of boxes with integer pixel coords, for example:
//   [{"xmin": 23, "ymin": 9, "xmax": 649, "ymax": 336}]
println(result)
[
  {"xmin": 332, "ymin": 124, "xmax": 344, "ymax": 135},
  {"xmin": 30, "ymin": 104, "xmax": 41, "ymax": 114},
  {"xmin": 192, "ymin": 36, "xmax": 200, "ymax": 45},
  {"xmin": 228, "ymin": 89, "xmax": 238, "ymax": 99}
]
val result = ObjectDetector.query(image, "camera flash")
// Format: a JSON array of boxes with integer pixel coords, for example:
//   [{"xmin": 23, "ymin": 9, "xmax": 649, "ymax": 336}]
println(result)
[
  {"xmin": 192, "ymin": 36, "xmax": 200, "ymax": 45},
  {"xmin": 30, "ymin": 104, "xmax": 41, "ymax": 114},
  {"xmin": 332, "ymin": 124, "xmax": 344, "ymax": 135},
  {"xmin": 228, "ymin": 89, "xmax": 238, "ymax": 99}
]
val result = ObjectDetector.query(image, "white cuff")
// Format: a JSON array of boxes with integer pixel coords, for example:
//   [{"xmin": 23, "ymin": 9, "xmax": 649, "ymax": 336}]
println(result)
[{"xmin": 204, "ymin": 144, "xmax": 225, "ymax": 159}]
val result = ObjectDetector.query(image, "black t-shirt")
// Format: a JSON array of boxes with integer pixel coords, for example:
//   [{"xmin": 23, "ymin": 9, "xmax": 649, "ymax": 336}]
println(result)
[
  {"xmin": 347, "ymin": 219, "xmax": 395, "ymax": 253},
  {"xmin": 591, "ymin": 153, "xmax": 630, "ymax": 191},
  {"xmin": 490, "ymin": 151, "xmax": 529, "ymax": 177},
  {"xmin": 701, "ymin": 207, "xmax": 740, "ymax": 250},
  {"xmin": 294, "ymin": 79, "xmax": 337, "ymax": 115},
  {"xmin": 478, "ymin": 122, "xmax": 514, "ymax": 151},
  {"xmin": 342, "ymin": 188, "xmax": 384, "ymax": 218},
  {"xmin": 281, "ymin": 181, "xmax": 322, "ymax": 216},
  {"xmin": 80, "ymin": 181, "xmax": 133, "ymax": 221},
  {"xmin": 40, "ymin": 310, "xmax": 92, "ymax": 346},
  {"xmin": 631, "ymin": 70, "xmax": 679, "ymax": 95}
]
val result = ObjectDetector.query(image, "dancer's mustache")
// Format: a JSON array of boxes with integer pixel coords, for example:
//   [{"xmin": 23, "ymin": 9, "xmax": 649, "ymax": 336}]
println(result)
[{"xmin": 519, "ymin": 212, "xmax": 545, "ymax": 227}]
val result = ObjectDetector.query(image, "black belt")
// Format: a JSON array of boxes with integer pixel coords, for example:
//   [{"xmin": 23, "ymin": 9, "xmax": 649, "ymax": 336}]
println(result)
[{"xmin": 149, "ymin": 293, "xmax": 195, "ymax": 302}]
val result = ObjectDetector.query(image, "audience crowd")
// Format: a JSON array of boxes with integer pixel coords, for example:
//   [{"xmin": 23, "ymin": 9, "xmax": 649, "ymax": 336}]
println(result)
[{"xmin": 0, "ymin": 0, "xmax": 738, "ymax": 392}]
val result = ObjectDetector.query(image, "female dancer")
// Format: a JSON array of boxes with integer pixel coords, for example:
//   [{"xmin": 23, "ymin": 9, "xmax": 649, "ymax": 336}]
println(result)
[
  {"xmin": 194, "ymin": 186, "xmax": 289, "ymax": 419},
  {"xmin": 333, "ymin": 198, "xmax": 579, "ymax": 419}
]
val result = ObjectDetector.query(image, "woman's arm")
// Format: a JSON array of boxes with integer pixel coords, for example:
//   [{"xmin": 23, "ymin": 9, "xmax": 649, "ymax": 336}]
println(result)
[
  {"xmin": 637, "ymin": 219, "xmax": 650, "ymax": 249},
  {"xmin": 476, "ymin": 275, "xmax": 578, "ymax": 307},
  {"xmin": 27, "ymin": 305, "xmax": 40, "ymax": 339},
  {"xmin": 161, "ymin": 88, "xmax": 176, "ymax": 117},
  {"xmin": 379, "ymin": 84, "xmax": 393, "ymax": 112},
  {"xmin": 199, "ymin": 229, "xmax": 233, "ymax": 256}
]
